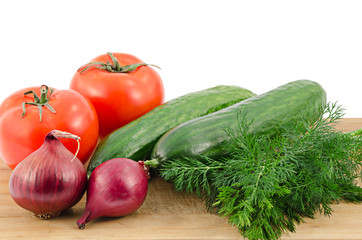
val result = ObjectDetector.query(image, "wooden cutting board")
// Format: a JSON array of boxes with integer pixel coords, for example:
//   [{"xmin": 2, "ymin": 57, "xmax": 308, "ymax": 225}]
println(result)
[{"xmin": 0, "ymin": 118, "xmax": 361, "ymax": 240}]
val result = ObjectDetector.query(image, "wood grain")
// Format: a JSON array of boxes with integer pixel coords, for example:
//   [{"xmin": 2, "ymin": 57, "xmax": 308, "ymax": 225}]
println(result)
[{"xmin": 0, "ymin": 118, "xmax": 361, "ymax": 240}]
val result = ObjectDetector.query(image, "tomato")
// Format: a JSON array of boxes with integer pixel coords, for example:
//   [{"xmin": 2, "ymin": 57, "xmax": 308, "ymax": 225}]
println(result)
[
  {"xmin": 0, "ymin": 85, "xmax": 99, "ymax": 169},
  {"xmin": 70, "ymin": 52, "xmax": 164, "ymax": 138}
]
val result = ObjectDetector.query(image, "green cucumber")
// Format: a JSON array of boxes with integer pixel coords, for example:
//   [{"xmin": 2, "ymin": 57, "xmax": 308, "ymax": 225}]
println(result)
[
  {"xmin": 87, "ymin": 85, "xmax": 256, "ymax": 175},
  {"xmin": 150, "ymin": 80, "xmax": 327, "ymax": 163}
]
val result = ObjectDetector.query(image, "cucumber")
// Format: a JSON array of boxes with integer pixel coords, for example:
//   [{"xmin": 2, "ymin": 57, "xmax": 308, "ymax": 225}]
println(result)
[
  {"xmin": 87, "ymin": 85, "xmax": 256, "ymax": 175},
  {"xmin": 151, "ymin": 80, "xmax": 327, "ymax": 163}
]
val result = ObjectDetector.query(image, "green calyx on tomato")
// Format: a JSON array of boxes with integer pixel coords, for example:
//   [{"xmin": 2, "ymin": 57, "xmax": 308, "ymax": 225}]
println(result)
[
  {"xmin": 21, "ymin": 85, "xmax": 56, "ymax": 122},
  {"xmin": 78, "ymin": 52, "xmax": 160, "ymax": 73}
]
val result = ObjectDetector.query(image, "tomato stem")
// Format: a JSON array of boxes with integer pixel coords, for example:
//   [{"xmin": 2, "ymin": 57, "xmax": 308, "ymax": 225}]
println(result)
[
  {"xmin": 21, "ymin": 85, "xmax": 56, "ymax": 122},
  {"xmin": 78, "ymin": 52, "xmax": 160, "ymax": 73}
]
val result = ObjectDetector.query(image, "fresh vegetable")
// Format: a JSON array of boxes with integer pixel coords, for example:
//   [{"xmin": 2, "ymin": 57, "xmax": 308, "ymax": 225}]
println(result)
[
  {"xmin": 0, "ymin": 85, "xmax": 99, "ymax": 169},
  {"xmin": 156, "ymin": 103, "xmax": 362, "ymax": 240},
  {"xmin": 77, "ymin": 158, "xmax": 149, "ymax": 229},
  {"xmin": 9, "ymin": 130, "xmax": 87, "ymax": 219},
  {"xmin": 70, "ymin": 52, "xmax": 165, "ymax": 138},
  {"xmin": 149, "ymin": 80, "xmax": 326, "ymax": 164},
  {"xmin": 87, "ymin": 85, "xmax": 256, "ymax": 176}
]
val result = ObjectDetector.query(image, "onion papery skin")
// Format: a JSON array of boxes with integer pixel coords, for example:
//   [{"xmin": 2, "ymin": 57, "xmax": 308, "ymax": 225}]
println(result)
[
  {"xmin": 77, "ymin": 158, "xmax": 148, "ymax": 229},
  {"xmin": 9, "ymin": 134, "xmax": 87, "ymax": 219}
]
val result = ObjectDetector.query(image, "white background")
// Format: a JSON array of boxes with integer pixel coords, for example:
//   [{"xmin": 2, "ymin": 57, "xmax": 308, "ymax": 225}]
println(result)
[{"xmin": 0, "ymin": 0, "xmax": 361, "ymax": 117}]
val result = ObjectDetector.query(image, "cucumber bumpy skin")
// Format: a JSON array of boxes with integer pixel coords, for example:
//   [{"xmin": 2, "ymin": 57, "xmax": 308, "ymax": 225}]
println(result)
[
  {"xmin": 151, "ymin": 80, "xmax": 327, "ymax": 163},
  {"xmin": 87, "ymin": 85, "xmax": 256, "ymax": 176}
]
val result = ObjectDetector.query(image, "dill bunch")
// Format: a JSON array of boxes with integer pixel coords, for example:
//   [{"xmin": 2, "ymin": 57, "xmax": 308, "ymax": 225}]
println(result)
[{"xmin": 158, "ymin": 102, "xmax": 362, "ymax": 240}]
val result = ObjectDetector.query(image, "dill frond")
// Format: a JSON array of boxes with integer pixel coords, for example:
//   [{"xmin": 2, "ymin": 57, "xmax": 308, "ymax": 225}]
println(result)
[{"xmin": 158, "ymin": 102, "xmax": 362, "ymax": 240}]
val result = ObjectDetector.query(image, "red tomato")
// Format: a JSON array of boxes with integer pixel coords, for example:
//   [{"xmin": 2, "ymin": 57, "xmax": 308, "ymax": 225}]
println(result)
[
  {"xmin": 0, "ymin": 85, "xmax": 99, "ymax": 169},
  {"xmin": 70, "ymin": 52, "xmax": 164, "ymax": 138}
]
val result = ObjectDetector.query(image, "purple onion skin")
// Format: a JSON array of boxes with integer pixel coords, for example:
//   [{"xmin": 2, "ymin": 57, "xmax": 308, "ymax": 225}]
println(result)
[
  {"xmin": 9, "ymin": 134, "xmax": 87, "ymax": 219},
  {"xmin": 77, "ymin": 158, "xmax": 148, "ymax": 229}
]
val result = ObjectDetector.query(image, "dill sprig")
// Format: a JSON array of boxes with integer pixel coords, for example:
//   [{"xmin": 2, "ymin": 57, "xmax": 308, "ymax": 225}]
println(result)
[{"xmin": 158, "ymin": 102, "xmax": 362, "ymax": 240}]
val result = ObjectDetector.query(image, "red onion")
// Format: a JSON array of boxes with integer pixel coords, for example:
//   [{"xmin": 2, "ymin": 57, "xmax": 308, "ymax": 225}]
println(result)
[
  {"xmin": 77, "ymin": 158, "xmax": 149, "ymax": 229},
  {"xmin": 9, "ymin": 130, "xmax": 87, "ymax": 219}
]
